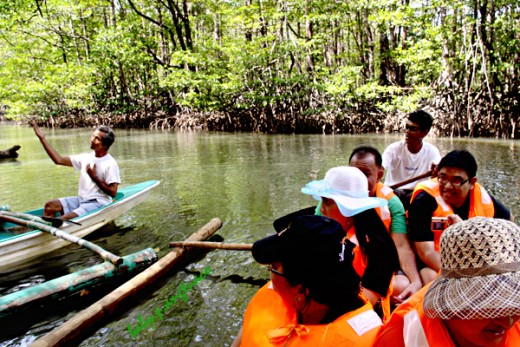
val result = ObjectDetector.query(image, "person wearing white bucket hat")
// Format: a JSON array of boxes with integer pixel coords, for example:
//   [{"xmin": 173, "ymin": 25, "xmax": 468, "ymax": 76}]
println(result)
[
  {"xmin": 302, "ymin": 166, "xmax": 399, "ymax": 319},
  {"xmin": 375, "ymin": 217, "xmax": 520, "ymax": 347}
]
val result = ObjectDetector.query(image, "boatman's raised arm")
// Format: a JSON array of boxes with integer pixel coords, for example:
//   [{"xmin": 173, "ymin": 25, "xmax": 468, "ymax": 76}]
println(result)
[{"xmin": 33, "ymin": 121, "xmax": 72, "ymax": 167}]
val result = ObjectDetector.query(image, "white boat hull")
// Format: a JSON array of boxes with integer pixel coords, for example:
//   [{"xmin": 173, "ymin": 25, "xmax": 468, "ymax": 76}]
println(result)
[{"xmin": 0, "ymin": 180, "xmax": 159, "ymax": 273}]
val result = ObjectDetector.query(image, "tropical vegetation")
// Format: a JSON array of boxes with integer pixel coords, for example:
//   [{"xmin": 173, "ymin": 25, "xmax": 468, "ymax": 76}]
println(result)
[{"xmin": 0, "ymin": 0, "xmax": 519, "ymax": 137}]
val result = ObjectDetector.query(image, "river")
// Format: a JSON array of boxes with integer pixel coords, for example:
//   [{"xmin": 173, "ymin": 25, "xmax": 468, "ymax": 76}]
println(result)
[{"xmin": 0, "ymin": 124, "xmax": 519, "ymax": 346}]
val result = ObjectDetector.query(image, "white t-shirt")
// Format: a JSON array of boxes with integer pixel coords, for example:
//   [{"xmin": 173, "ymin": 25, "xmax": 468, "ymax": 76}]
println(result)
[
  {"xmin": 70, "ymin": 152, "xmax": 121, "ymax": 205},
  {"xmin": 382, "ymin": 141, "xmax": 441, "ymax": 190}
]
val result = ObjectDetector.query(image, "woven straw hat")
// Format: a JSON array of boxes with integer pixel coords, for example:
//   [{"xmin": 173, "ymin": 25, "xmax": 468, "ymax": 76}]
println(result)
[
  {"xmin": 423, "ymin": 217, "xmax": 520, "ymax": 320},
  {"xmin": 301, "ymin": 166, "xmax": 387, "ymax": 217}
]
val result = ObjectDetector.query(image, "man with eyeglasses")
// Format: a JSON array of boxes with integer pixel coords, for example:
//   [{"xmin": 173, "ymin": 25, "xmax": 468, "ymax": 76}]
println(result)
[
  {"xmin": 407, "ymin": 150, "xmax": 511, "ymax": 284},
  {"xmin": 382, "ymin": 110, "xmax": 441, "ymax": 209}
]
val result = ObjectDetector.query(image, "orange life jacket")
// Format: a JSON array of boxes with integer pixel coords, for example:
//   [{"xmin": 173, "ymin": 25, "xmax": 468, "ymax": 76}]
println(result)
[
  {"xmin": 374, "ymin": 182, "xmax": 394, "ymax": 232},
  {"xmin": 241, "ymin": 284, "xmax": 382, "ymax": 347},
  {"xmin": 379, "ymin": 285, "xmax": 520, "ymax": 347},
  {"xmin": 410, "ymin": 178, "xmax": 494, "ymax": 251},
  {"xmin": 241, "ymin": 282, "xmax": 297, "ymax": 347}
]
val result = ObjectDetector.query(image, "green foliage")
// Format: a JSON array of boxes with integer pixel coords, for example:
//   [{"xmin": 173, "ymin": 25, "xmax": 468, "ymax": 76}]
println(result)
[{"xmin": 0, "ymin": 0, "xmax": 518, "ymax": 137}]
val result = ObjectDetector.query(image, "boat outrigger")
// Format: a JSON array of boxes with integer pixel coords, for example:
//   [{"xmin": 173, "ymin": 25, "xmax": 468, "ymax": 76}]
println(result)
[{"xmin": 0, "ymin": 180, "xmax": 160, "ymax": 273}]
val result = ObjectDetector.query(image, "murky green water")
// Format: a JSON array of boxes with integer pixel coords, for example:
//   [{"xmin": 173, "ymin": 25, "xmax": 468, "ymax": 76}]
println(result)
[{"xmin": 1, "ymin": 124, "xmax": 519, "ymax": 346}]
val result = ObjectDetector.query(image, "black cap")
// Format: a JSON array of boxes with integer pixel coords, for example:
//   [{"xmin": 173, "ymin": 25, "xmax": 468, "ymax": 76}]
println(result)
[
  {"xmin": 253, "ymin": 215, "xmax": 360, "ymax": 307},
  {"xmin": 272, "ymin": 206, "xmax": 317, "ymax": 233}
]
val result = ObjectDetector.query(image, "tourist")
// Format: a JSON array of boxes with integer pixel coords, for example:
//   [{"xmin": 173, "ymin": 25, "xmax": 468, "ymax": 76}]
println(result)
[
  {"xmin": 349, "ymin": 146, "xmax": 421, "ymax": 303},
  {"xmin": 408, "ymin": 150, "xmax": 511, "ymax": 284},
  {"xmin": 302, "ymin": 166, "xmax": 399, "ymax": 318},
  {"xmin": 239, "ymin": 215, "xmax": 384, "ymax": 346},
  {"xmin": 375, "ymin": 217, "xmax": 520, "ymax": 347}
]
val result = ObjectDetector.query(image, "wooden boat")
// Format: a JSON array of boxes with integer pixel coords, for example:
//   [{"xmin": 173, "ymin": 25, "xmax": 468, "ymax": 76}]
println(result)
[{"xmin": 0, "ymin": 180, "xmax": 160, "ymax": 273}]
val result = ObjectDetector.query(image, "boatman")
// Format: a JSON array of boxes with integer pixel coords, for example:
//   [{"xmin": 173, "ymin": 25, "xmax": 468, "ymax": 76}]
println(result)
[
  {"xmin": 382, "ymin": 110, "xmax": 441, "ymax": 209},
  {"xmin": 407, "ymin": 150, "xmax": 511, "ymax": 284},
  {"xmin": 33, "ymin": 122, "xmax": 121, "ymax": 220}
]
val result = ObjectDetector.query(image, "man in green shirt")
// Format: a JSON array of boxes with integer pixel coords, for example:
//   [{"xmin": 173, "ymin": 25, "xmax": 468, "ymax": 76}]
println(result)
[{"xmin": 316, "ymin": 146, "xmax": 421, "ymax": 303}]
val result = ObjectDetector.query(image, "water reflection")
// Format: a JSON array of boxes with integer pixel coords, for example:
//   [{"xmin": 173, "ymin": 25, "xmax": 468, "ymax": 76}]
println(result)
[{"xmin": 0, "ymin": 125, "xmax": 518, "ymax": 346}]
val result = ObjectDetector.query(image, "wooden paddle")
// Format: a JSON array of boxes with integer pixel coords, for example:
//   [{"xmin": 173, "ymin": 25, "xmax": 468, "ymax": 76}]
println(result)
[
  {"xmin": 170, "ymin": 241, "xmax": 253, "ymax": 251},
  {"xmin": 42, "ymin": 216, "xmax": 82, "ymax": 227},
  {"xmin": 0, "ymin": 213, "xmax": 122, "ymax": 266},
  {"xmin": 389, "ymin": 170, "xmax": 433, "ymax": 190}
]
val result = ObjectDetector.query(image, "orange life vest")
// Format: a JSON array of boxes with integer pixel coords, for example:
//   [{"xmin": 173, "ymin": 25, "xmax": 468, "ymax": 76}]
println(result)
[
  {"xmin": 241, "ymin": 282, "xmax": 297, "ymax": 347},
  {"xmin": 379, "ymin": 285, "xmax": 520, "ymax": 347},
  {"xmin": 241, "ymin": 284, "xmax": 382, "ymax": 347},
  {"xmin": 374, "ymin": 182, "xmax": 394, "ymax": 232},
  {"xmin": 410, "ymin": 178, "xmax": 494, "ymax": 251}
]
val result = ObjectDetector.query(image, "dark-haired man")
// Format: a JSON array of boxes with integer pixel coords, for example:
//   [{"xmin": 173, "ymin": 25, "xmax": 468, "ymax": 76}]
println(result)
[
  {"xmin": 350, "ymin": 146, "xmax": 421, "ymax": 303},
  {"xmin": 33, "ymin": 122, "xmax": 120, "ymax": 220},
  {"xmin": 382, "ymin": 110, "xmax": 441, "ymax": 209},
  {"xmin": 408, "ymin": 150, "xmax": 511, "ymax": 284}
]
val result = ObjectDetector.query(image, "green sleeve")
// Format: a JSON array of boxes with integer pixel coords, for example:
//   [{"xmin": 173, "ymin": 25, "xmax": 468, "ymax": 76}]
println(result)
[
  {"xmin": 315, "ymin": 200, "xmax": 323, "ymax": 216},
  {"xmin": 388, "ymin": 195, "xmax": 407, "ymax": 234}
]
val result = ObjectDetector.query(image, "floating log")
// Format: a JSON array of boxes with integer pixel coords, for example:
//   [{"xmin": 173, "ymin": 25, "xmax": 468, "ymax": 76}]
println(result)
[
  {"xmin": 170, "ymin": 241, "xmax": 252, "ymax": 251},
  {"xmin": 30, "ymin": 217, "xmax": 223, "ymax": 347},
  {"xmin": 0, "ymin": 145, "xmax": 21, "ymax": 159},
  {"xmin": 0, "ymin": 248, "xmax": 157, "ymax": 318}
]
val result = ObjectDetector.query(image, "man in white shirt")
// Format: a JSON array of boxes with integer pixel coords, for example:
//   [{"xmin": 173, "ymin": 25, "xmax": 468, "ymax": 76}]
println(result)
[
  {"xmin": 382, "ymin": 110, "xmax": 441, "ymax": 209},
  {"xmin": 33, "ymin": 122, "xmax": 121, "ymax": 220}
]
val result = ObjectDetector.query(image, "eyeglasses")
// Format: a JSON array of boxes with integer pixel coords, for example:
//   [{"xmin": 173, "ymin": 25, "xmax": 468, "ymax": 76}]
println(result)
[
  {"xmin": 405, "ymin": 125, "xmax": 421, "ymax": 132},
  {"xmin": 267, "ymin": 264, "xmax": 286, "ymax": 278},
  {"xmin": 438, "ymin": 175, "xmax": 470, "ymax": 187}
]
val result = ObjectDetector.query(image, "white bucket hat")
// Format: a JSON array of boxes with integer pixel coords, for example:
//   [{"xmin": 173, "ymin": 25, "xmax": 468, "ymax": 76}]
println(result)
[
  {"xmin": 424, "ymin": 217, "xmax": 520, "ymax": 320},
  {"xmin": 301, "ymin": 166, "xmax": 387, "ymax": 217}
]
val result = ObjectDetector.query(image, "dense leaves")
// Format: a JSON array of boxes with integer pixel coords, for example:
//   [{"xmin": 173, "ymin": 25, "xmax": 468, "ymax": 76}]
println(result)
[{"xmin": 0, "ymin": 0, "xmax": 518, "ymax": 137}]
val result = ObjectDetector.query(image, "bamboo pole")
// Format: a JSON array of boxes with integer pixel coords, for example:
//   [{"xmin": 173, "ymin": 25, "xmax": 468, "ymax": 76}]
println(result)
[
  {"xmin": 389, "ymin": 170, "xmax": 433, "ymax": 190},
  {"xmin": 30, "ymin": 218, "xmax": 223, "ymax": 347},
  {"xmin": 170, "ymin": 241, "xmax": 252, "ymax": 251},
  {"xmin": 2, "ymin": 211, "xmax": 81, "ymax": 227},
  {"xmin": 1, "ymin": 211, "xmax": 53, "ymax": 226},
  {"xmin": 0, "ymin": 213, "xmax": 123, "ymax": 266}
]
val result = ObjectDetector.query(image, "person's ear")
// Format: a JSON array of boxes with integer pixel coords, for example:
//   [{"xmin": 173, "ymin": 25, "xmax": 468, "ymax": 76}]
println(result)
[
  {"xmin": 469, "ymin": 177, "xmax": 477, "ymax": 188},
  {"xmin": 377, "ymin": 167, "xmax": 384, "ymax": 182}
]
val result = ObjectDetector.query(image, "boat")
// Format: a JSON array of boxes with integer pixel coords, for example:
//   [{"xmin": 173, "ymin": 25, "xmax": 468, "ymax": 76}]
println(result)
[{"xmin": 0, "ymin": 180, "xmax": 160, "ymax": 273}]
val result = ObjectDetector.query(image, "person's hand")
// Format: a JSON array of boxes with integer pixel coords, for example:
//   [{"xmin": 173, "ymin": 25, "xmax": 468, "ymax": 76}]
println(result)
[
  {"xmin": 393, "ymin": 281, "xmax": 422, "ymax": 305},
  {"xmin": 447, "ymin": 214, "xmax": 463, "ymax": 226},
  {"xmin": 430, "ymin": 163, "xmax": 438, "ymax": 178},
  {"xmin": 86, "ymin": 163, "xmax": 97, "ymax": 178},
  {"xmin": 32, "ymin": 121, "xmax": 45, "ymax": 140}
]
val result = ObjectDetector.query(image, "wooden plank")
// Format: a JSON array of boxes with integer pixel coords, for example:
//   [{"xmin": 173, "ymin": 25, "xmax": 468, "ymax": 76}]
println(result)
[{"xmin": 29, "ymin": 218, "xmax": 223, "ymax": 347}]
